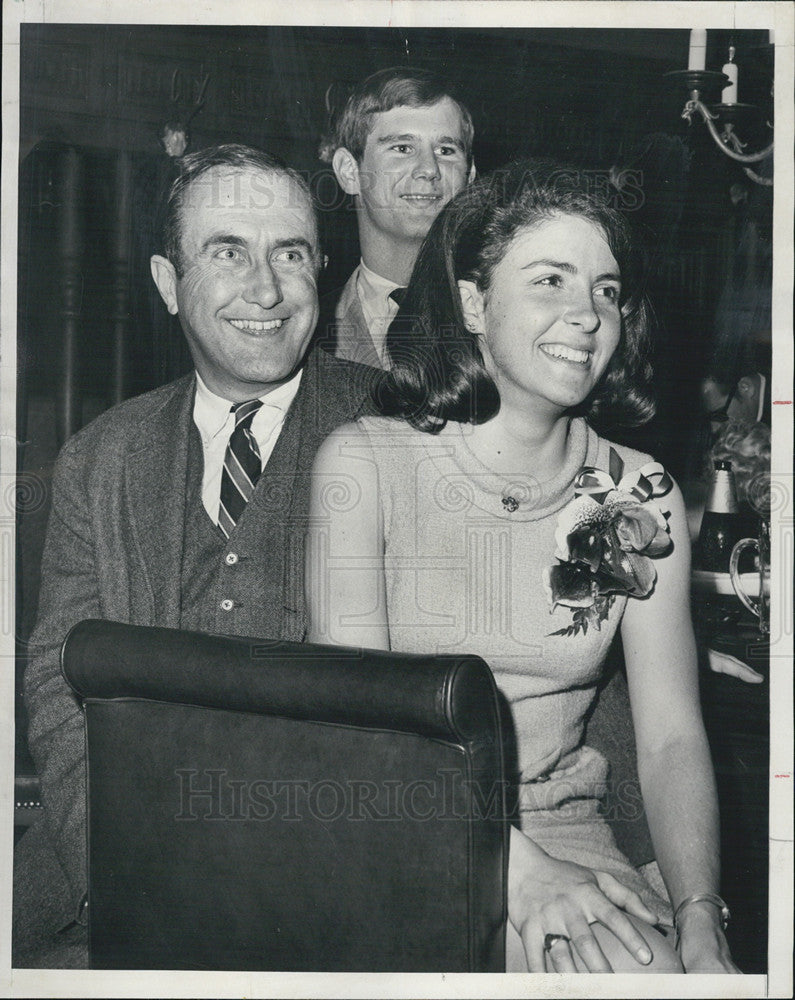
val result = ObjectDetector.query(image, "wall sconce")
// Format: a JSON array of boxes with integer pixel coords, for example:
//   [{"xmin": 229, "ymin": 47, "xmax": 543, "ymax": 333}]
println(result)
[{"xmin": 665, "ymin": 30, "xmax": 773, "ymax": 186}]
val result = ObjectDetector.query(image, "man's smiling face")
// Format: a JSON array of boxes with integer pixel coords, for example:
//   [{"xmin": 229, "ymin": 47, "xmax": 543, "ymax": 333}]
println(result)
[
  {"xmin": 351, "ymin": 97, "xmax": 471, "ymax": 248},
  {"xmin": 150, "ymin": 166, "xmax": 320, "ymax": 402}
]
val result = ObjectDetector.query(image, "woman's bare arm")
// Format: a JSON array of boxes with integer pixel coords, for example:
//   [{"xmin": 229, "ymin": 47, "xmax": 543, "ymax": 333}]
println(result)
[
  {"xmin": 306, "ymin": 422, "xmax": 390, "ymax": 651},
  {"xmin": 621, "ymin": 479, "xmax": 738, "ymax": 972}
]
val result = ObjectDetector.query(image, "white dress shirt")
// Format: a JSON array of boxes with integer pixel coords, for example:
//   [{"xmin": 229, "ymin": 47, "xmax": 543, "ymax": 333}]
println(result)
[
  {"xmin": 355, "ymin": 259, "xmax": 403, "ymax": 367},
  {"xmin": 192, "ymin": 369, "xmax": 303, "ymax": 522}
]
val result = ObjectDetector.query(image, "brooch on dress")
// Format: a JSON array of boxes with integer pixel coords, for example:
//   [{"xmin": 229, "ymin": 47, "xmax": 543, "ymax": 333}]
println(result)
[{"xmin": 542, "ymin": 448, "xmax": 673, "ymax": 637}]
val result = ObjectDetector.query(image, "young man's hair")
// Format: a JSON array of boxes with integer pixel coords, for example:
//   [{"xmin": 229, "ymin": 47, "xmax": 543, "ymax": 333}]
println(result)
[
  {"xmin": 318, "ymin": 66, "xmax": 474, "ymax": 167},
  {"xmin": 158, "ymin": 143, "xmax": 318, "ymax": 277}
]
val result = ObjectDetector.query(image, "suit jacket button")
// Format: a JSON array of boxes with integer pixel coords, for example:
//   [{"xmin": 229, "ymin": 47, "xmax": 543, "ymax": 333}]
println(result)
[
  {"xmin": 220, "ymin": 598, "xmax": 234, "ymax": 612},
  {"xmin": 225, "ymin": 552, "xmax": 239, "ymax": 565}
]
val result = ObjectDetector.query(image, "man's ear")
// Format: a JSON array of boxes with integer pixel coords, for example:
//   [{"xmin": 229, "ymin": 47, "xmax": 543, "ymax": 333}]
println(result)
[
  {"xmin": 467, "ymin": 160, "xmax": 477, "ymax": 185},
  {"xmin": 457, "ymin": 279, "xmax": 485, "ymax": 334},
  {"xmin": 332, "ymin": 147, "xmax": 361, "ymax": 197},
  {"xmin": 150, "ymin": 255, "xmax": 179, "ymax": 316}
]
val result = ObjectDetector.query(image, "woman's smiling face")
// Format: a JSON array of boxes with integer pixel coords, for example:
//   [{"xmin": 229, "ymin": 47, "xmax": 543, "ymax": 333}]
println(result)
[{"xmin": 459, "ymin": 214, "xmax": 623, "ymax": 417}]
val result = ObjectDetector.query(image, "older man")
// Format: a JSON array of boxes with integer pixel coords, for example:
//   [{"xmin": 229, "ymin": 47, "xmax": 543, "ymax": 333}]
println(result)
[
  {"xmin": 14, "ymin": 144, "xmax": 373, "ymax": 966},
  {"xmin": 317, "ymin": 66, "xmax": 475, "ymax": 368}
]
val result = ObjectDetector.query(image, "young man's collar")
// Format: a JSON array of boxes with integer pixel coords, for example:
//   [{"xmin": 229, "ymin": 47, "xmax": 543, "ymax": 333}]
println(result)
[{"xmin": 357, "ymin": 258, "xmax": 402, "ymax": 296}]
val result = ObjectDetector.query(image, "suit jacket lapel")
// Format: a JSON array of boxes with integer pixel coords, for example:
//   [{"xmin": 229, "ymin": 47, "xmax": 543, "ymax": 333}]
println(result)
[
  {"xmin": 125, "ymin": 374, "xmax": 195, "ymax": 628},
  {"xmin": 246, "ymin": 346, "xmax": 369, "ymax": 637},
  {"xmin": 335, "ymin": 271, "xmax": 384, "ymax": 369},
  {"xmin": 247, "ymin": 350, "xmax": 318, "ymax": 532},
  {"xmin": 244, "ymin": 358, "xmax": 312, "ymax": 638}
]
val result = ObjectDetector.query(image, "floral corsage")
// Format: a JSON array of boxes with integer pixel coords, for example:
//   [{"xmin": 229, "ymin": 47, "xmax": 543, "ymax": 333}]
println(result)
[{"xmin": 543, "ymin": 448, "xmax": 673, "ymax": 637}]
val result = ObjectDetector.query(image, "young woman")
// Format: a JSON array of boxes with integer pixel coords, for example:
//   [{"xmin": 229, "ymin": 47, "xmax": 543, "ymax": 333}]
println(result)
[{"xmin": 306, "ymin": 162, "xmax": 738, "ymax": 973}]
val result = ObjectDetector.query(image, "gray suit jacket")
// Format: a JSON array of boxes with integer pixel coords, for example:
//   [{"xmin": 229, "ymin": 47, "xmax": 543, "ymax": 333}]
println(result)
[
  {"xmin": 20, "ymin": 346, "xmax": 374, "ymax": 930},
  {"xmin": 317, "ymin": 269, "xmax": 386, "ymax": 370}
]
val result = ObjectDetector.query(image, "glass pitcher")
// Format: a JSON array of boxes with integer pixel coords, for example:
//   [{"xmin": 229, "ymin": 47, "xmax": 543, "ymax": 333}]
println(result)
[{"xmin": 729, "ymin": 519, "xmax": 770, "ymax": 636}]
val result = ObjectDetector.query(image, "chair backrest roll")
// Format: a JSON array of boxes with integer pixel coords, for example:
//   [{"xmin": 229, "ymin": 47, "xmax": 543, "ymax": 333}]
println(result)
[{"xmin": 63, "ymin": 619, "xmax": 508, "ymax": 972}]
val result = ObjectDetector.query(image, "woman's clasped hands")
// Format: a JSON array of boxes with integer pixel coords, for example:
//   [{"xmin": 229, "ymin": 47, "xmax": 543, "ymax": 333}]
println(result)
[{"xmin": 507, "ymin": 826, "xmax": 669, "ymax": 973}]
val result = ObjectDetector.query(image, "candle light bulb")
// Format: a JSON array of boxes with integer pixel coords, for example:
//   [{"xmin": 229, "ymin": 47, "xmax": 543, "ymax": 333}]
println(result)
[
  {"xmin": 688, "ymin": 28, "xmax": 707, "ymax": 71},
  {"xmin": 722, "ymin": 45, "xmax": 738, "ymax": 105}
]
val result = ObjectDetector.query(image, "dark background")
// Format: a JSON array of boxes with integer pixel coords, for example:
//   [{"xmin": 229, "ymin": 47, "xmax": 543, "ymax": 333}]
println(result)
[
  {"xmin": 15, "ymin": 23, "xmax": 774, "ymax": 973},
  {"xmin": 17, "ymin": 25, "xmax": 774, "ymax": 467}
]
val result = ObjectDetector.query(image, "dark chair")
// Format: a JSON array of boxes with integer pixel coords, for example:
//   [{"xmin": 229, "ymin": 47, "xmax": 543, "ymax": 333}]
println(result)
[{"xmin": 62, "ymin": 619, "xmax": 508, "ymax": 972}]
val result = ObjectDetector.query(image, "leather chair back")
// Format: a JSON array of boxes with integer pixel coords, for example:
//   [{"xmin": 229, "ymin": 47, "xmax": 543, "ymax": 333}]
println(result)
[{"xmin": 62, "ymin": 619, "xmax": 508, "ymax": 971}]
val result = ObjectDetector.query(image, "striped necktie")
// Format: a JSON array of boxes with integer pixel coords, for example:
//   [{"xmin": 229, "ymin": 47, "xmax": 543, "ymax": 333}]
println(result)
[{"xmin": 218, "ymin": 399, "xmax": 263, "ymax": 539}]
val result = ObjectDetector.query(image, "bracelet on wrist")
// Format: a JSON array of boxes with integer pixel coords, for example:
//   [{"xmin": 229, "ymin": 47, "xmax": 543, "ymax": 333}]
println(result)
[{"xmin": 673, "ymin": 892, "xmax": 730, "ymax": 949}]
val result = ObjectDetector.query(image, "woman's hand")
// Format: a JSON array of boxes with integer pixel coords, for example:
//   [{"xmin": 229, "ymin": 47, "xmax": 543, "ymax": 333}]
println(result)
[
  {"xmin": 676, "ymin": 903, "xmax": 742, "ymax": 973},
  {"xmin": 706, "ymin": 647, "xmax": 764, "ymax": 684},
  {"xmin": 508, "ymin": 826, "xmax": 660, "ymax": 972}
]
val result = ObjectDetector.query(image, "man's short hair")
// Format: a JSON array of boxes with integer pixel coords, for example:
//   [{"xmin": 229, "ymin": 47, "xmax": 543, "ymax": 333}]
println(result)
[
  {"xmin": 318, "ymin": 67, "xmax": 474, "ymax": 167},
  {"xmin": 159, "ymin": 143, "xmax": 317, "ymax": 277}
]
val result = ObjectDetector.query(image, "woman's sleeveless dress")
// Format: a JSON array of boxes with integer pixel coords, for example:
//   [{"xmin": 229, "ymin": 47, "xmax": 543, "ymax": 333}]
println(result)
[{"xmin": 355, "ymin": 414, "xmax": 672, "ymax": 922}]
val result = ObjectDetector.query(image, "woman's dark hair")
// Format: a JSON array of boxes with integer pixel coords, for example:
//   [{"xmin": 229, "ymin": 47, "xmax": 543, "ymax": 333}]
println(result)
[{"xmin": 377, "ymin": 159, "xmax": 656, "ymax": 432}]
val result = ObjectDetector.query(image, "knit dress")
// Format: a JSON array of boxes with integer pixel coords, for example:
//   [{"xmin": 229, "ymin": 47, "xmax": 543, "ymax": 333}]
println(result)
[{"xmin": 355, "ymin": 414, "xmax": 673, "ymax": 922}]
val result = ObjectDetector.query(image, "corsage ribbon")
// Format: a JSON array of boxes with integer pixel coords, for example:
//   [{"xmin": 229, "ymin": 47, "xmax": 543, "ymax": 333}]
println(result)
[{"xmin": 574, "ymin": 460, "xmax": 673, "ymax": 505}]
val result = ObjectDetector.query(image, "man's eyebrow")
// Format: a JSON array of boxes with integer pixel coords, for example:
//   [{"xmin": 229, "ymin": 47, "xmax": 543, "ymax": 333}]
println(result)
[
  {"xmin": 200, "ymin": 234, "xmax": 247, "ymax": 253},
  {"xmin": 375, "ymin": 132, "xmax": 463, "ymax": 149},
  {"xmin": 199, "ymin": 235, "xmax": 316, "ymax": 255},
  {"xmin": 271, "ymin": 237, "xmax": 316, "ymax": 255}
]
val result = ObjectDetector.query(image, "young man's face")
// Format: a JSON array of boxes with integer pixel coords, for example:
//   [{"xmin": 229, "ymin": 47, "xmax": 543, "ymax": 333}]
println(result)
[
  {"xmin": 350, "ymin": 97, "xmax": 471, "ymax": 248},
  {"xmin": 150, "ymin": 167, "xmax": 320, "ymax": 402}
]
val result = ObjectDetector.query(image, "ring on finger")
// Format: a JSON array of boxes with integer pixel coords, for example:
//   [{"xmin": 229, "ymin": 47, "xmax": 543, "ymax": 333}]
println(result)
[{"xmin": 543, "ymin": 933, "xmax": 572, "ymax": 952}]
